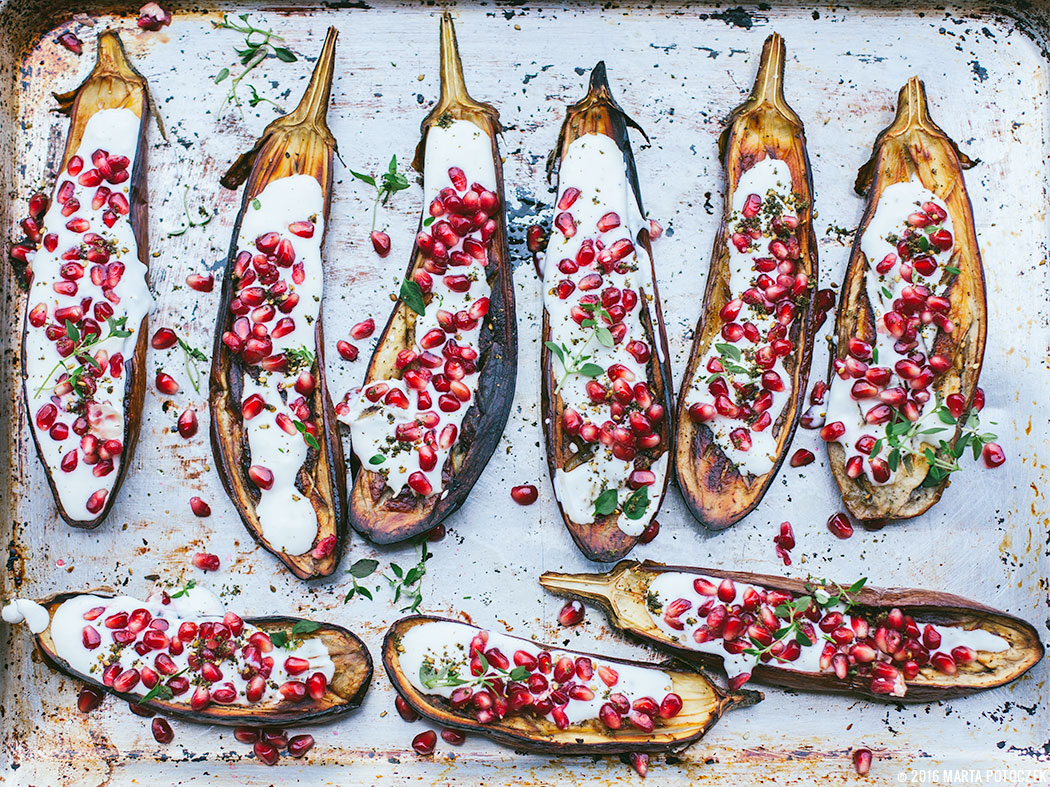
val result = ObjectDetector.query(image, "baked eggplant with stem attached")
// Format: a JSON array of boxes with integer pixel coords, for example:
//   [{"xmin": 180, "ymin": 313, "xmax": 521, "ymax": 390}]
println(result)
[
  {"xmin": 338, "ymin": 12, "xmax": 516, "ymax": 544},
  {"xmin": 540, "ymin": 62, "xmax": 673, "ymax": 562},
  {"xmin": 210, "ymin": 28, "xmax": 346, "ymax": 579},
  {"xmin": 21, "ymin": 31, "xmax": 153, "ymax": 527},
  {"xmin": 539, "ymin": 561, "xmax": 1043, "ymax": 702},
  {"xmin": 821, "ymin": 77, "xmax": 987, "ymax": 521},
  {"xmin": 675, "ymin": 34, "xmax": 818, "ymax": 531},
  {"xmin": 384, "ymin": 615, "xmax": 759, "ymax": 754},
  {"xmin": 1, "ymin": 586, "xmax": 372, "ymax": 726}
]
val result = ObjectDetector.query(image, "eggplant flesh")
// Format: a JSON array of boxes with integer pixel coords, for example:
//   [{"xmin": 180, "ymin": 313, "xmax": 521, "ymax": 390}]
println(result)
[
  {"xmin": 824, "ymin": 77, "xmax": 987, "ymax": 521},
  {"xmin": 22, "ymin": 589, "xmax": 372, "ymax": 726},
  {"xmin": 21, "ymin": 32, "xmax": 151, "ymax": 528},
  {"xmin": 340, "ymin": 12, "xmax": 516, "ymax": 545},
  {"xmin": 383, "ymin": 615, "xmax": 758, "ymax": 754},
  {"xmin": 674, "ymin": 34, "xmax": 817, "ymax": 532},
  {"xmin": 209, "ymin": 28, "xmax": 346, "ymax": 579},
  {"xmin": 540, "ymin": 62, "xmax": 674, "ymax": 563},
  {"xmin": 539, "ymin": 561, "xmax": 1043, "ymax": 703}
]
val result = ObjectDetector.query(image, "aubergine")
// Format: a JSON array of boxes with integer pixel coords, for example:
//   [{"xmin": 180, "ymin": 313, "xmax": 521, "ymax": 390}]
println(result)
[
  {"xmin": 5, "ymin": 587, "xmax": 372, "ymax": 726},
  {"xmin": 539, "ymin": 62, "xmax": 674, "ymax": 562},
  {"xmin": 383, "ymin": 615, "xmax": 759, "ymax": 754},
  {"xmin": 210, "ymin": 28, "xmax": 346, "ymax": 579},
  {"xmin": 822, "ymin": 77, "xmax": 987, "ymax": 521},
  {"xmin": 338, "ymin": 12, "xmax": 516, "ymax": 545},
  {"xmin": 540, "ymin": 561, "xmax": 1043, "ymax": 703},
  {"xmin": 21, "ymin": 31, "xmax": 152, "ymax": 528},
  {"xmin": 675, "ymin": 34, "xmax": 818, "ymax": 531}
]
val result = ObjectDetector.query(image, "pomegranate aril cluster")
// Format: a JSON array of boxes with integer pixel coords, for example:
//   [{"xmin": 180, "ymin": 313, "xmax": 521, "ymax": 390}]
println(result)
[{"xmin": 687, "ymin": 186, "xmax": 807, "ymax": 453}]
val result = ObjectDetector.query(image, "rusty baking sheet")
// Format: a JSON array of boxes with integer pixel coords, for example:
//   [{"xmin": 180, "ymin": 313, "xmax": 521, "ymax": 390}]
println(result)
[{"xmin": 1, "ymin": 0, "xmax": 1048, "ymax": 784}]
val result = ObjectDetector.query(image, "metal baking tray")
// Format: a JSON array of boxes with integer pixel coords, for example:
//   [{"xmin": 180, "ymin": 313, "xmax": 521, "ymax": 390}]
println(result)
[{"xmin": 1, "ymin": 0, "xmax": 1047, "ymax": 784}]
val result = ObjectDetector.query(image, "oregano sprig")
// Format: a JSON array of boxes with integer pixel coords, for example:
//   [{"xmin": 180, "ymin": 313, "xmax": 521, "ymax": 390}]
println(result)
[
  {"xmin": 349, "ymin": 155, "xmax": 412, "ymax": 233},
  {"xmin": 212, "ymin": 14, "xmax": 297, "ymax": 115},
  {"xmin": 34, "ymin": 316, "xmax": 132, "ymax": 398}
]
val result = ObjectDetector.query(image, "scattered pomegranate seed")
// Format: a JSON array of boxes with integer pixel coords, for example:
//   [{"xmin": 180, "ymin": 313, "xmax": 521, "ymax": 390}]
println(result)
[
  {"xmin": 411, "ymin": 730, "xmax": 437, "ymax": 755},
  {"xmin": 628, "ymin": 752, "xmax": 649, "ymax": 777},
  {"xmin": 337, "ymin": 340, "xmax": 358, "ymax": 361},
  {"xmin": 78, "ymin": 686, "xmax": 104, "ymax": 713},
  {"xmin": 371, "ymin": 230, "xmax": 391, "ymax": 257},
  {"xmin": 57, "ymin": 31, "xmax": 82, "ymax": 54},
  {"xmin": 189, "ymin": 497, "xmax": 211, "ymax": 518},
  {"xmin": 177, "ymin": 408, "xmax": 198, "ymax": 438},
  {"xmin": 151, "ymin": 717, "xmax": 174, "ymax": 744},
  {"xmin": 441, "ymin": 729, "xmax": 465, "ymax": 745},
  {"xmin": 254, "ymin": 740, "xmax": 280, "ymax": 766},
  {"xmin": 637, "ymin": 519, "xmax": 659, "ymax": 544},
  {"xmin": 790, "ymin": 448, "xmax": 814, "ymax": 467},
  {"xmin": 852, "ymin": 747, "xmax": 872, "ymax": 776},
  {"xmin": 558, "ymin": 600, "xmax": 584, "ymax": 627},
  {"xmin": 155, "ymin": 372, "xmax": 179, "ymax": 395},
  {"xmin": 982, "ymin": 442, "xmax": 1005, "ymax": 468},
  {"xmin": 526, "ymin": 223, "xmax": 546, "ymax": 254},
  {"xmin": 350, "ymin": 319, "xmax": 375, "ymax": 340},
  {"xmin": 192, "ymin": 552, "xmax": 220, "ymax": 571},
  {"xmin": 138, "ymin": 2, "xmax": 172, "ymax": 30},
  {"xmin": 510, "ymin": 484, "xmax": 538, "ymax": 505},
  {"xmin": 151, "ymin": 327, "xmax": 178, "ymax": 350},
  {"xmin": 827, "ymin": 512, "xmax": 854, "ymax": 539},
  {"xmin": 395, "ymin": 695, "xmax": 419, "ymax": 722},
  {"xmin": 186, "ymin": 272, "xmax": 214, "ymax": 292}
]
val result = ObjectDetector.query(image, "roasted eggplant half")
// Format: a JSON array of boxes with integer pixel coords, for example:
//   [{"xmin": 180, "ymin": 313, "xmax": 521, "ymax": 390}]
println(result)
[
  {"xmin": 3, "ymin": 586, "xmax": 372, "ymax": 726},
  {"xmin": 384, "ymin": 615, "xmax": 758, "ymax": 754},
  {"xmin": 210, "ymin": 28, "xmax": 346, "ymax": 579},
  {"xmin": 540, "ymin": 62, "xmax": 673, "ymax": 562},
  {"xmin": 821, "ymin": 77, "xmax": 987, "ymax": 521},
  {"xmin": 338, "ymin": 12, "xmax": 516, "ymax": 545},
  {"xmin": 21, "ymin": 31, "xmax": 152, "ymax": 528},
  {"xmin": 540, "ymin": 561, "xmax": 1042, "ymax": 703},
  {"xmin": 675, "ymin": 34, "xmax": 817, "ymax": 531}
]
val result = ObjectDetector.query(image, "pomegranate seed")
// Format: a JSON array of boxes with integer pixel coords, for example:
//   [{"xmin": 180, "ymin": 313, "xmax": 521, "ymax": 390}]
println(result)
[
  {"xmin": 151, "ymin": 328, "xmax": 178, "ymax": 349},
  {"xmin": 931, "ymin": 651, "xmax": 957, "ymax": 675},
  {"xmin": 176, "ymin": 407, "xmax": 198, "ymax": 439},
  {"xmin": 78, "ymin": 686, "xmax": 103, "ymax": 713},
  {"xmin": 249, "ymin": 465, "xmax": 274, "ymax": 490},
  {"xmin": 638, "ymin": 519, "xmax": 660, "ymax": 543},
  {"xmin": 150, "ymin": 717, "xmax": 174, "ymax": 744},
  {"xmin": 554, "ymin": 212, "xmax": 576, "ymax": 238},
  {"xmin": 852, "ymin": 747, "xmax": 873, "ymax": 776},
  {"xmin": 629, "ymin": 752, "xmax": 649, "ymax": 777},
  {"xmin": 526, "ymin": 224, "xmax": 546, "ymax": 253},
  {"xmin": 253, "ymin": 740, "xmax": 279, "ymax": 766},
  {"xmin": 186, "ymin": 272, "xmax": 214, "ymax": 292},
  {"xmin": 337, "ymin": 341, "xmax": 358, "ymax": 361},
  {"xmin": 510, "ymin": 484, "xmax": 538, "ymax": 505},
  {"xmin": 596, "ymin": 211, "xmax": 621, "ymax": 232},
  {"xmin": 189, "ymin": 497, "xmax": 211, "ymax": 517},
  {"xmin": 827, "ymin": 512, "xmax": 853, "ymax": 539},
  {"xmin": 820, "ymin": 421, "xmax": 845, "ymax": 441},
  {"xmin": 192, "ymin": 552, "xmax": 220, "ymax": 571},
  {"xmin": 717, "ymin": 578, "xmax": 736, "ymax": 603},
  {"xmin": 412, "ymin": 730, "xmax": 437, "ymax": 755},
  {"xmin": 395, "ymin": 694, "xmax": 419, "ymax": 722},
  {"xmin": 658, "ymin": 692, "xmax": 683, "ymax": 719},
  {"xmin": 982, "ymin": 442, "xmax": 1005, "ymax": 468},
  {"xmin": 155, "ymin": 372, "xmax": 179, "ymax": 395},
  {"xmin": 558, "ymin": 600, "xmax": 584, "ymax": 627},
  {"xmin": 558, "ymin": 186, "xmax": 581, "ymax": 210}
]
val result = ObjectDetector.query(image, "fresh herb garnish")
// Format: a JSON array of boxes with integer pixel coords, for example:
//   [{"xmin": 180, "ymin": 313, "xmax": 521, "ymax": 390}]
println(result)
[
  {"xmin": 170, "ymin": 579, "xmax": 196, "ymax": 599},
  {"xmin": 545, "ymin": 341, "xmax": 603, "ymax": 395},
  {"xmin": 622, "ymin": 486, "xmax": 649, "ymax": 520},
  {"xmin": 270, "ymin": 619, "xmax": 322, "ymax": 649},
  {"xmin": 399, "ymin": 278, "xmax": 426, "ymax": 316},
  {"xmin": 382, "ymin": 537, "xmax": 432, "ymax": 613},
  {"xmin": 368, "ymin": 454, "xmax": 386, "ymax": 465},
  {"xmin": 212, "ymin": 14, "xmax": 297, "ymax": 115},
  {"xmin": 420, "ymin": 651, "xmax": 530, "ymax": 692},
  {"xmin": 593, "ymin": 488, "xmax": 619, "ymax": 517},
  {"xmin": 35, "ymin": 316, "xmax": 133, "ymax": 398},
  {"xmin": 350, "ymin": 155, "xmax": 412, "ymax": 234},
  {"xmin": 344, "ymin": 558, "xmax": 379, "ymax": 602},
  {"xmin": 292, "ymin": 418, "xmax": 320, "ymax": 451},
  {"xmin": 139, "ymin": 667, "xmax": 188, "ymax": 704},
  {"xmin": 178, "ymin": 338, "xmax": 208, "ymax": 394},
  {"xmin": 166, "ymin": 185, "xmax": 214, "ymax": 238}
]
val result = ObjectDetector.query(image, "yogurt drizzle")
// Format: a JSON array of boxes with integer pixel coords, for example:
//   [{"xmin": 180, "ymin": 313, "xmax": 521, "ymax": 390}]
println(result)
[
  {"xmin": 339, "ymin": 120, "xmax": 496, "ymax": 499},
  {"xmin": 544, "ymin": 132, "xmax": 666, "ymax": 536},
  {"xmin": 23, "ymin": 108, "xmax": 152, "ymax": 520}
]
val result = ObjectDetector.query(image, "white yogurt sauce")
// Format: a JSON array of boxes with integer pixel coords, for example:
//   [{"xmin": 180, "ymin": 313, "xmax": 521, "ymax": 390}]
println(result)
[
  {"xmin": 645, "ymin": 572, "xmax": 1009, "ymax": 682},
  {"xmin": 398, "ymin": 620, "xmax": 672, "ymax": 725},
  {"xmin": 682, "ymin": 157, "xmax": 800, "ymax": 476},
  {"xmin": 1, "ymin": 598, "xmax": 50, "ymax": 633},
  {"xmin": 824, "ymin": 177, "xmax": 956, "ymax": 484},
  {"xmin": 340, "ymin": 120, "xmax": 495, "ymax": 498},
  {"xmin": 544, "ymin": 133, "xmax": 666, "ymax": 536},
  {"xmin": 235, "ymin": 174, "xmax": 325, "ymax": 555},
  {"xmin": 32, "ymin": 587, "xmax": 334, "ymax": 706},
  {"xmin": 23, "ymin": 108, "xmax": 152, "ymax": 520}
]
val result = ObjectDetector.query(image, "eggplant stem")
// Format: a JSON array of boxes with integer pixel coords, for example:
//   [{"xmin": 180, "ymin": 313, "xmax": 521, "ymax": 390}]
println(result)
[{"xmin": 538, "ymin": 564, "xmax": 631, "ymax": 604}]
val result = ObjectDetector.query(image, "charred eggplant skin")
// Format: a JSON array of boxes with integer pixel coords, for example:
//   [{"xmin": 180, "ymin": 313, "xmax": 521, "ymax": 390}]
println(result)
[
  {"xmin": 539, "ymin": 561, "xmax": 1044, "ymax": 703},
  {"xmin": 540, "ymin": 62, "xmax": 674, "ymax": 563},
  {"xmin": 347, "ymin": 12, "xmax": 516, "ymax": 545},
  {"xmin": 383, "ymin": 615, "xmax": 759, "ymax": 755},
  {"xmin": 22, "ymin": 32, "xmax": 151, "ymax": 528},
  {"xmin": 209, "ymin": 29, "xmax": 346, "ymax": 579},
  {"xmin": 32, "ymin": 591, "xmax": 373, "ymax": 726},
  {"xmin": 674, "ymin": 34, "xmax": 817, "ymax": 531},
  {"xmin": 827, "ymin": 77, "xmax": 987, "ymax": 521}
]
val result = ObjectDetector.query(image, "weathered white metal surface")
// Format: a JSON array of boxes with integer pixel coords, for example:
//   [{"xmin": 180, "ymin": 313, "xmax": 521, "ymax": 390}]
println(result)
[{"xmin": 1, "ymin": 1, "xmax": 1047, "ymax": 784}]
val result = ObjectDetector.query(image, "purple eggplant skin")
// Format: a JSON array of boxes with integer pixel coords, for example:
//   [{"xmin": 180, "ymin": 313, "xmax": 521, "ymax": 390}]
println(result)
[
  {"xmin": 23, "ymin": 31, "xmax": 151, "ymax": 528},
  {"xmin": 539, "ymin": 561, "xmax": 1044, "ymax": 703},
  {"xmin": 31, "ymin": 589, "xmax": 373, "ymax": 726},
  {"xmin": 383, "ymin": 614, "xmax": 760, "ymax": 754},
  {"xmin": 540, "ymin": 61, "xmax": 674, "ymax": 563},
  {"xmin": 347, "ymin": 12, "xmax": 517, "ymax": 545}
]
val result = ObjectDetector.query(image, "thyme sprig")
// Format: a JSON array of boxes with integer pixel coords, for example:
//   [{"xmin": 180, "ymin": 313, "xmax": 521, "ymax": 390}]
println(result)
[
  {"xmin": 545, "ymin": 340, "xmax": 602, "ymax": 394},
  {"xmin": 383, "ymin": 538, "xmax": 432, "ymax": 613},
  {"xmin": 166, "ymin": 185, "xmax": 214, "ymax": 238},
  {"xmin": 420, "ymin": 651, "xmax": 529, "ymax": 692},
  {"xmin": 178, "ymin": 338, "xmax": 208, "ymax": 395},
  {"xmin": 344, "ymin": 558, "xmax": 379, "ymax": 602},
  {"xmin": 349, "ymin": 155, "xmax": 412, "ymax": 233},
  {"xmin": 34, "ymin": 317, "xmax": 132, "ymax": 398},
  {"xmin": 212, "ymin": 14, "xmax": 297, "ymax": 115}
]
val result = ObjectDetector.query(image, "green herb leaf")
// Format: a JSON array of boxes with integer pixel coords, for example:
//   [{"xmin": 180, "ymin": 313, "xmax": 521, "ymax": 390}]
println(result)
[
  {"xmin": 369, "ymin": 454, "xmax": 386, "ymax": 465},
  {"xmin": 578, "ymin": 363, "xmax": 604, "ymax": 377},
  {"xmin": 594, "ymin": 488, "xmax": 618, "ymax": 517},
  {"xmin": 400, "ymin": 279, "xmax": 426, "ymax": 316},
  {"xmin": 350, "ymin": 170, "xmax": 377, "ymax": 187},
  {"xmin": 170, "ymin": 579, "xmax": 196, "ymax": 599},
  {"xmin": 595, "ymin": 326, "xmax": 614, "ymax": 348},
  {"xmin": 291, "ymin": 620, "xmax": 321, "ymax": 636},
  {"xmin": 945, "ymin": 266, "xmax": 960, "ymax": 275},
  {"xmin": 269, "ymin": 630, "xmax": 289, "ymax": 648},
  {"xmin": 716, "ymin": 342, "xmax": 742, "ymax": 361},
  {"xmin": 423, "ymin": 216, "xmax": 435, "ymax": 227},
  {"xmin": 622, "ymin": 486, "xmax": 649, "ymax": 520},
  {"xmin": 544, "ymin": 341, "xmax": 565, "ymax": 364},
  {"xmin": 350, "ymin": 558, "xmax": 379, "ymax": 579},
  {"xmin": 272, "ymin": 47, "xmax": 297, "ymax": 62},
  {"xmin": 214, "ymin": 67, "xmax": 230, "ymax": 83},
  {"xmin": 252, "ymin": 198, "xmax": 262, "ymax": 210}
]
